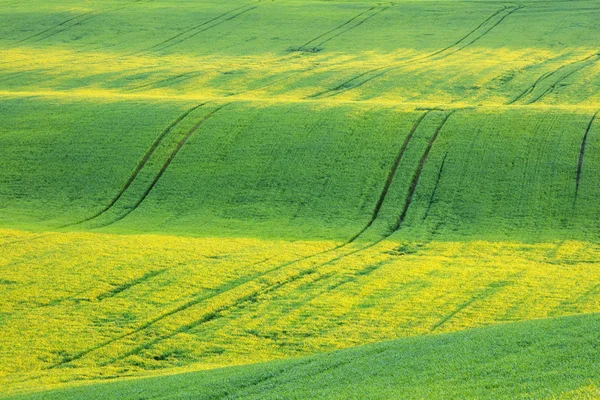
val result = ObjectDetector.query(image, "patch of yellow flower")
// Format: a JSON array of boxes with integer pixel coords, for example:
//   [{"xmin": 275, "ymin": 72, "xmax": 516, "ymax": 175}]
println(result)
[{"xmin": 1, "ymin": 229, "xmax": 599, "ymax": 393}]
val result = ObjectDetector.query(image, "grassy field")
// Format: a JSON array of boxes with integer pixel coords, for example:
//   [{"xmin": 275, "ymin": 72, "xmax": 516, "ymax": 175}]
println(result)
[
  {"xmin": 4, "ymin": 313, "xmax": 599, "ymax": 399},
  {"xmin": 1, "ymin": 0, "xmax": 599, "ymax": 397}
]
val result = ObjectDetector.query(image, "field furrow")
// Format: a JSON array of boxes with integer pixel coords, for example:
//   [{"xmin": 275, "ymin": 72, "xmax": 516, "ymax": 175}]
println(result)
[
  {"xmin": 2, "ymin": 0, "xmax": 600, "ymax": 397},
  {"xmin": 291, "ymin": 5, "xmax": 392, "ymax": 53},
  {"xmin": 309, "ymin": 5, "xmax": 520, "ymax": 99},
  {"xmin": 575, "ymin": 110, "xmax": 599, "ymax": 203},
  {"xmin": 141, "ymin": 4, "xmax": 262, "ymax": 54},
  {"xmin": 509, "ymin": 52, "xmax": 600, "ymax": 105}
]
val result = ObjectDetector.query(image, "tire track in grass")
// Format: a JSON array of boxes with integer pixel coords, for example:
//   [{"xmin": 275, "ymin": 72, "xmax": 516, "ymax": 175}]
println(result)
[
  {"xmin": 0, "ymin": 233, "xmax": 53, "ymax": 248},
  {"xmin": 423, "ymin": 152, "xmax": 448, "ymax": 221},
  {"xmin": 136, "ymin": 3, "xmax": 262, "ymax": 55},
  {"xmin": 96, "ymin": 269, "xmax": 168, "ymax": 301},
  {"xmin": 391, "ymin": 111, "xmax": 455, "ymax": 232},
  {"xmin": 46, "ymin": 248, "xmax": 344, "ymax": 369},
  {"xmin": 289, "ymin": 5, "xmax": 393, "ymax": 53},
  {"xmin": 11, "ymin": 0, "xmax": 151, "ymax": 46},
  {"xmin": 308, "ymin": 5, "xmax": 521, "ymax": 99},
  {"xmin": 59, "ymin": 102, "xmax": 209, "ymax": 229},
  {"xmin": 430, "ymin": 279, "xmax": 514, "ymax": 332},
  {"xmin": 10, "ymin": 11, "xmax": 95, "ymax": 46},
  {"xmin": 273, "ymin": 111, "xmax": 455, "ymax": 298},
  {"xmin": 574, "ymin": 110, "xmax": 599, "ymax": 206},
  {"xmin": 346, "ymin": 110, "xmax": 431, "ymax": 243},
  {"xmin": 94, "ymin": 103, "xmax": 230, "ymax": 229},
  {"xmin": 125, "ymin": 71, "xmax": 203, "ymax": 92},
  {"xmin": 48, "ymin": 111, "xmax": 433, "ymax": 368},
  {"xmin": 551, "ymin": 283, "xmax": 600, "ymax": 316},
  {"xmin": 53, "ymin": 111, "xmax": 455, "ymax": 369},
  {"xmin": 281, "ymin": 111, "xmax": 455, "ymax": 299},
  {"xmin": 508, "ymin": 52, "xmax": 600, "ymax": 105},
  {"xmin": 98, "ymin": 112, "xmax": 457, "ymax": 366}
]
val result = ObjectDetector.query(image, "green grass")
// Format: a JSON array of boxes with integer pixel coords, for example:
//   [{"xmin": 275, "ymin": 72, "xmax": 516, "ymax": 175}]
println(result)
[
  {"xmin": 1, "ymin": 99, "xmax": 599, "ymax": 242},
  {"xmin": 1, "ymin": 0, "xmax": 600, "ymax": 397},
  {"xmin": 5, "ymin": 313, "xmax": 598, "ymax": 399}
]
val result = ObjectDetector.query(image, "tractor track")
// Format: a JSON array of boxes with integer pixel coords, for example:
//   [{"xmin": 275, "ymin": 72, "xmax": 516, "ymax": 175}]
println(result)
[
  {"xmin": 314, "ymin": 6, "xmax": 391, "ymax": 49},
  {"xmin": 423, "ymin": 152, "xmax": 448, "ymax": 221},
  {"xmin": 308, "ymin": 5, "xmax": 521, "ymax": 99},
  {"xmin": 46, "ymin": 243, "xmax": 350, "ymax": 369},
  {"xmin": 574, "ymin": 110, "xmax": 599, "ymax": 205},
  {"xmin": 291, "ymin": 7, "xmax": 377, "ymax": 52},
  {"xmin": 391, "ymin": 111, "xmax": 455, "ymax": 232},
  {"xmin": 59, "ymin": 103, "xmax": 209, "ymax": 229},
  {"xmin": 125, "ymin": 71, "xmax": 203, "ymax": 92},
  {"xmin": 0, "ymin": 233, "xmax": 53, "ymax": 248},
  {"xmin": 508, "ymin": 52, "xmax": 600, "ymax": 105},
  {"xmin": 291, "ymin": 5, "xmax": 392, "ymax": 53},
  {"xmin": 92, "ymin": 104, "xmax": 230, "ymax": 229},
  {"xmin": 137, "ymin": 3, "xmax": 260, "ymax": 55},
  {"xmin": 347, "ymin": 110, "xmax": 431, "ymax": 243},
  {"xmin": 96, "ymin": 269, "xmax": 168, "ymax": 301},
  {"xmin": 50, "ymin": 110, "xmax": 456, "ymax": 369},
  {"xmin": 430, "ymin": 279, "xmax": 513, "ymax": 332},
  {"xmin": 11, "ymin": 0, "xmax": 151, "ymax": 46},
  {"xmin": 114, "ymin": 111, "xmax": 456, "ymax": 360}
]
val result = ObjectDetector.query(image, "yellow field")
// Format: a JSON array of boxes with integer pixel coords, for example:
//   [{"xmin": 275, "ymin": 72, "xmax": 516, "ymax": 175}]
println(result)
[
  {"xmin": 1, "ymin": 228, "xmax": 599, "ymax": 393},
  {"xmin": 2, "ymin": 45, "xmax": 599, "ymax": 106}
]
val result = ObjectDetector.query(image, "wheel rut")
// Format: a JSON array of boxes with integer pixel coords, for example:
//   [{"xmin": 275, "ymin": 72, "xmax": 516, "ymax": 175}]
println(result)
[
  {"xmin": 61, "ymin": 103, "xmax": 229, "ymax": 230},
  {"xmin": 508, "ymin": 52, "xmax": 600, "ymax": 105},
  {"xmin": 47, "ymin": 110, "xmax": 461, "ymax": 369},
  {"xmin": 574, "ymin": 110, "xmax": 599, "ymax": 205},
  {"xmin": 11, "ymin": 0, "xmax": 151, "ymax": 46},
  {"xmin": 136, "ymin": 2, "xmax": 265, "ymax": 55},
  {"xmin": 290, "ymin": 4, "xmax": 393, "ymax": 53},
  {"xmin": 308, "ymin": 5, "xmax": 521, "ymax": 99}
]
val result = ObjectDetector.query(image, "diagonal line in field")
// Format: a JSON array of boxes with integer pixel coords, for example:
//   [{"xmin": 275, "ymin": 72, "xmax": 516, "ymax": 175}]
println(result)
[
  {"xmin": 508, "ymin": 52, "xmax": 600, "ymax": 105},
  {"xmin": 392, "ymin": 111, "xmax": 455, "ymax": 232},
  {"xmin": 347, "ymin": 110, "xmax": 431, "ymax": 243},
  {"xmin": 309, "ymin": 5, "xmax": 520, "ymax": 99},
  {"xmin": 59, "ymin": 103, "xmax": 209, "ymax": 229},
  {"xmin": 92, "ymin": 104, "xmax": 230, "ymax": 228},
  {"xmin": 100, "ymin": 111, "xmax": 456, "ymax": 363},
  {"xmin": 574, "ymin": 109, "xmax": 599, "ymax": 206}
]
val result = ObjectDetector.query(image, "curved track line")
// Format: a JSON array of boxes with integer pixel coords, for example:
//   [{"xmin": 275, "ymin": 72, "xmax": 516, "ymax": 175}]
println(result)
[
  {"xmin": 347, "ymin": 110, "xmax": 431, "ymax": 243},
  {"xmin": 99, "ymin": 112, "xmax": 458, "ymax": 363},
  {"xmin": 574, "ymin": 110, "xmax": 599, "ymax": 205},
  {"xmin": 13, "ymin": 0, "xmax": 150, "ymax": 46},
  {"xmin": 47, "ymin": 111, "xmax": 439, "ymax": 368},
  {"xmin": 125, "ymin": 71, "xmax": 203, "ymax": 92},
  {"xmin": 59, "ymin": 103, "xmax": 207, "ymax": 229},
  {"xmin": 527, "ymin": 56, "xmax": 600, "ymax": 104},
  {"xmin": 508, "ymin": 52, "xmax": 600, "ymax": 105},
  {"xmin": 148, "ymin": 6, "xmax": 259, "ymax": 53},
  {"xmin": 94, "ymin": 104, "xmax": 229, "ymax": 228},
  {"xmin": 309, "ymin": 5, "xmax": 520, "ymax": 99},
  {"xmin": 46, "ymin": 241, "xmax": 349, "ymax": 369},
  {"xmin": 314, "ymin": 6, "xmax": 391, "ymax": 49},
  {"xmin": 430, "ymin": 279, "xmax": 512, "ymax": 332},
  {"xmin": 292, "ymin": 6, "xmax": 376, "ymax": 51},
  {"xmin": 423, "ymin": 152, "xmax": 448, "ymax": 221},
  {"xmin": 291, "ymin": 5, "xmax": 392, "ymax": 52},
  {"xmin": 392, "ymin": 111, "xmax": 455, "ymax": 232},
  {"xmin": 139, "ymin": 3, "xmax": 253, "ymax": 54},
  {"xmin": 11, "ymin": 11, "xmax": 95, "ymax": 45}
]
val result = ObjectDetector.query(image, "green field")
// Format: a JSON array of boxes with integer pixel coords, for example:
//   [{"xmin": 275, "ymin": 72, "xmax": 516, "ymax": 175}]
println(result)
[
  {"xmin": 5, "ymin": 314, "xmax": 600, "ymax": 400},
  {"xmin": 1, "ymin": 0, "xmax": 599, "ymax": 398}
]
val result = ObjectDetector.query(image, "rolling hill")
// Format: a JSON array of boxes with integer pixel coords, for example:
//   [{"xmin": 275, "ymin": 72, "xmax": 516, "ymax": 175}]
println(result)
[{"xmin": 1, "ymin": 0, "xmax": 599, "ymax": 397}]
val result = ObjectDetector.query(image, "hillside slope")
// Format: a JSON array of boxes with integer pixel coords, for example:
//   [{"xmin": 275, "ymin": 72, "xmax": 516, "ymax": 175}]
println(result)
[
  {"xmin": 5, "ymin": 314, "xmax": 599, "ymax": 400},
  {"xmin": 1, "ymin": 0, "xmax": 600, "ymax": 396}
]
